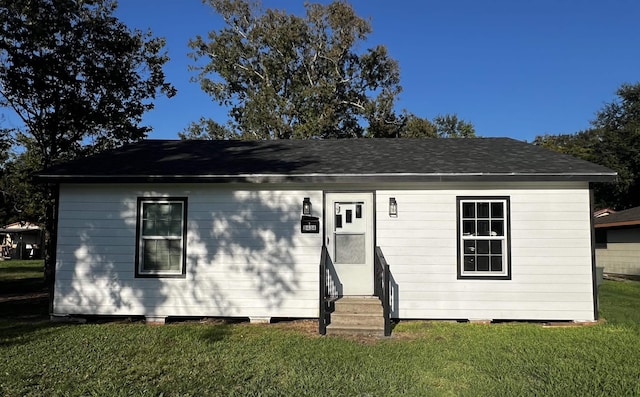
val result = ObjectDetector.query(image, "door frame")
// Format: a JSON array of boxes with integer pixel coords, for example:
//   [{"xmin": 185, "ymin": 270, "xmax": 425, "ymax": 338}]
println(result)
[{"xmin": 323, "ymin": 191, "xmax": 376, "ymax": 296}]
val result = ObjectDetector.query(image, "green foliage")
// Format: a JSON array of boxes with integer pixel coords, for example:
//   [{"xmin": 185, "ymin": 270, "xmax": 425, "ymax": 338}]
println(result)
[
  {"xmin": 0, "ymin": 0, "xmax": 176, "ymax": 168},
  {"xmin": 534, "ymin": 82, "xmax": 640, "ymax": 210},
  {"xmin": 0, "ymin": 280, "xmax": 639, "ymax": 396},
  {"xmin": 401, "ymin": 114, "xmax": 437, "ymax": 138},
  {"xmin": 189, "ymin": 0, "xmax": 403, "ymax": 139},
  {"xmin": 0, "ymin": 0, "xmax": 176, "ymax": 282},
  {"xmin": 179, "ymin": 117, "xmax": 236, "ymax": 140},
  {"xmin": 432, "ymin": 113, "xmax": 476, "ymax": 138}
]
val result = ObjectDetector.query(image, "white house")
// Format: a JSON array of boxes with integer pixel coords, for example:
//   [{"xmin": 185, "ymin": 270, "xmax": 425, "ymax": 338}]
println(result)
[
  {"xmin": 39, "ymin": 138, "xmax": 616, "ymax": 334},
  {"xmin": 595, "ymin": 206, "xmax": 640, "ymax": 278}
]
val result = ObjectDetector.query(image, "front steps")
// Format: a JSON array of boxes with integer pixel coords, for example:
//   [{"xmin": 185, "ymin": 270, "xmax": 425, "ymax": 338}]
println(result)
[{"xmin": 325, "ymin": 296, "xmax": 385, "ymax": 337}]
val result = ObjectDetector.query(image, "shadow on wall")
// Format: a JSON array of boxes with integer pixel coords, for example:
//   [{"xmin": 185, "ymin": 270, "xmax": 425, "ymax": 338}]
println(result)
[
  {"xmin": 55, "ymin": 187, "xmax": 309, "ymax": 319},
  {"xmin": 188, "ymin": 189, "xmax": 304, "ymax": 314}
]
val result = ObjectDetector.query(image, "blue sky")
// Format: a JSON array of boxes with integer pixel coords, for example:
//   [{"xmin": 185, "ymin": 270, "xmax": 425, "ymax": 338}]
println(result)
[{"xmin": 111, "ymin": 1, "xmax": 639, "ymax": 141}]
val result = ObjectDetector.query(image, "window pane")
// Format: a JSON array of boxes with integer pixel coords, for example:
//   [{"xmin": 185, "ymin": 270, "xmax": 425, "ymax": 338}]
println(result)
[
  {"xmin": 462, "ymin": 221, "xmax": 476, "ymax": 236},
  {"xmin": 491, "ymin": 256, "xmax": 503, "ymax": 272},
  {"xmin": 490, "ymin": 240, "xmax": 502, "ymax": 254},
  {"xmin": 462, "ymin": 202, "xmax": 475, "ymax": 218},
  {"xmin": 157, "ymin": 219, "xmax": 170, "ymax": 235},
  {"xmin": 170, "ymin": 203, "xmax": 182, "ymax": 217},
  {"xmin": 477, "ymin": 256, "xmax": 490, "ymax": 271},
  {"xmin": 477, "ymin": 220, "xmax": 490, "ymax": 236},
  {"xmin": 464, "ymin": 240, "xmax": 476, "ymax": 254},
  {"xmin": 477, "ymin": 240, "xmax": 489, "ymax": 254},
  {"xmin": 463, "ymin": 220, "xmax": 475, "ymax": 236},
  {"xmin": 169, "ymin": 220, "xmax": 182, "ymax": 235},
  {"xmin": 477, "ymin": 203, "xmax": 489, "ymax": 218},
  {"xmin": 143, "ymin": 203, "xmax": 157, "ymax": 219},
  {"xmin": 463, "ymin": 256, "xmax": 475, "ymax": 271},
  {"xmin": 143, "ymin": 202, "xmax": 183, "ymax": 236},
  {"xmin": 491, "ymin": 202, "xmax": 503, "ymax": 218},
  {"xmin": 335, "ymin": 234, "xmax": 365, "ymax": 264},
  {"xmin": 143, "ymin": 220, "xmax": 156, "ymax": 236},
  {"xmin": 491, "ymin": 220, "xmax": 504, "ymax": 236},
  {"xmin": 143, "ymin": 239, "xmax": 182, "ymax": 271}
]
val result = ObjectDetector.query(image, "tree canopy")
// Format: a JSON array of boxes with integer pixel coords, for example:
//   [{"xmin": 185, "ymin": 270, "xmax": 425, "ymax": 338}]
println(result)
[
  {"xmin": 0, "ymin": 0, "xmax": 175, "ymax": 171},
  {"xmin": 0, "ymin": 0, "xmax": 175, "ymax": 280},
  {"xmin": 188, "ymin": 0, "xmax": 467, "ymax": 140},
  {"xmin": 534, "ymin": 82, "xmax": 640, "ymax": 210}
]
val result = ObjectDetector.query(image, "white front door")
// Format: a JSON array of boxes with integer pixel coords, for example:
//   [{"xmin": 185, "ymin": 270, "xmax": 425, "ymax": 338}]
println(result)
[{"xmin": 325, "ymin": 192, "xmax": 374, "ymax": 296}]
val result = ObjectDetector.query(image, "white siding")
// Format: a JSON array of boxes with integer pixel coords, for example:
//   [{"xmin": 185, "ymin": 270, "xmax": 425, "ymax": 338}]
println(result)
[
  {"xmin": 55, "ymin": 181, "xmax": 596, "ymax": 322},
  {"xmin": 54, "ymin": 184, "xmax": 323, "ymax": 318},
  {"xmin": 596, "ymin": 228, "xmax": 640, "ymax": 276},
  {"xmin": 376, "ymin": 182, "xmax": 596, "ymax": 322}
]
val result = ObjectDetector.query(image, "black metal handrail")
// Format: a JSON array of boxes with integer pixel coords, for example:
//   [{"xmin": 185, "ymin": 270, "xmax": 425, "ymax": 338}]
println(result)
[
  {"xmin": 319, "ymin": 245, "xmax": 340, "ymax": 334},
  {"xmin": 374, "ymin": 246, "xmax": 391, "ymax": 336},
  {"xmin": 319, "ymin": 245, "xmax": 328, "ymax": 334}
]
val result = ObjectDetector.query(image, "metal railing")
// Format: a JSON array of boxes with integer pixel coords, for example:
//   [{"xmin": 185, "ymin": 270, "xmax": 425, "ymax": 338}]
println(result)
[
  {"xmin": 319, "ymin": 245, "xmax": 340, "ymax": 334},
  {"xmin": 374, "ymin": 246, "xmax": 391, "ymax": 336}
]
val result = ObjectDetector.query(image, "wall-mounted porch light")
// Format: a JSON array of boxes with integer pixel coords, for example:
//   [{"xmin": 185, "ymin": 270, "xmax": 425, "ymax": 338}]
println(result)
[
  {"xmin": 389, "ymin": 197, "xmax": 397, "ymax": 217},
  {"xmin": 302, "ymin": 197, "xmax": 312, "ymax": 215}
]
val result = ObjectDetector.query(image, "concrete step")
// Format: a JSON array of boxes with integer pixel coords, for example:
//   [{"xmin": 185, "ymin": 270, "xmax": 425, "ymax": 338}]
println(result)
[
  {"xmin": 325, "ymin": 324, "xmax": 385, "ymax": 337},
  {"xmin": 326, "ymin": 296, "xmax": 385, "ymax": 336},
  {"xmin": 333, "ymin": 297, "xmax": 383, "ymax": 315},
  {"xmin": 330, "ymin": 312, "xmax": 385, "ymax": 328}
]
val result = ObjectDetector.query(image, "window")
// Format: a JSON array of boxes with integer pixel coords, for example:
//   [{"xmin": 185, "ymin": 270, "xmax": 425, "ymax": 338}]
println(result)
[
  {"xmin": 594, "ymin": 229, "xmax": 607, "ymax": 249},
  {"xmin": 457, "ymin": 197, "xmax": 511, "ymax": 279},
  {"xmin": 135, "ymin": 197, "xmax": 187, "ymax": 278}
]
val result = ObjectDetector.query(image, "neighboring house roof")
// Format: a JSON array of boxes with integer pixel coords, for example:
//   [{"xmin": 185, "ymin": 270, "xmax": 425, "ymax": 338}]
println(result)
[
  {"xmin": 39, "ymin": 138, "xmax": 617, "ymax": 183},
  {"xmin": 0, "ymin": 222, "xmax": 42, "ymax": 234},
  {"xmin": 594, "ymin": 208, "xmax": 616, "ymax": 218},
  {"xmin": 594, "ymin": 206, "xmax": 640, "ymax": 228}
]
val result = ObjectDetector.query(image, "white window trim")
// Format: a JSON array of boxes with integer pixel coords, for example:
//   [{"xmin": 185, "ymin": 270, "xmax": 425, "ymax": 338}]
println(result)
[
  {"xmin": 135, "ymin": 197, "xmax": 187, "ymax": 278},
  {"xmin": 457, "ymin": 197, "xmax": 511, "ymax": 280}
]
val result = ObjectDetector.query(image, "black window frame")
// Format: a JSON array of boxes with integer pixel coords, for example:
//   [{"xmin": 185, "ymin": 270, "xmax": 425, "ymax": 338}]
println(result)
[
  {"xmin": 456, "ymin": 196, "xmax": 511, "ymax": 280},
  {"xmin": 135, "ymin": 197, "xmax": 188, "ymax": 278},
  {"xmin": 594, "ymin": 228, "xmax": 607, "ymax": 249}
]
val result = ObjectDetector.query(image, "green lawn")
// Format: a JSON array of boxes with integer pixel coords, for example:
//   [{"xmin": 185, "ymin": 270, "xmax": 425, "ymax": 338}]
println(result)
[
  {"xmin": 1, "ymin": 262, "xmax": 639, "ymax": 396},
  {"xmin": 0, "ymin": 259, "xmax": 45, "ymax": 294}
]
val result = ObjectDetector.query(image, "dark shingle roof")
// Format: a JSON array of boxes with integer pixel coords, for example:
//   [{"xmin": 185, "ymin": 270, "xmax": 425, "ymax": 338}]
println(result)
[
  {"xmin": 39, "ymin": 138, "xmax": 617, "ymax": 183},
  {"xmin": 595, "ymin": 206, "xmax": 640, "ymax": 228}
]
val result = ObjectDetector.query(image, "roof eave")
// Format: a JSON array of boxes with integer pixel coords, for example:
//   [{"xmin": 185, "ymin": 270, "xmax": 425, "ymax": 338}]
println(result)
[
  {"xmin": 37, "ymin": 172, "xmax": 618, "ymax": 184},
  {"xmin": 595, "ymin": 220, "xmax": 640, "ymax": 228}
]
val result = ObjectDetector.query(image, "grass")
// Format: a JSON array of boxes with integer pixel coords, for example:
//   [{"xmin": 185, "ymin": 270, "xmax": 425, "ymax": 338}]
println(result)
[
  {"xmin": 0, "ymin": 259, "xmax": 45, "ymax": 294},
  {"xmin": 1, "ymin": 262, "xmax": 639, "ymax": 396},
  {"xmin": 0, "ymin": 260, "xmax": 48, "ymax": 319}
]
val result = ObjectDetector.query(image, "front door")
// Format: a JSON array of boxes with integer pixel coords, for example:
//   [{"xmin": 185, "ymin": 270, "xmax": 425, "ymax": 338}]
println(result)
[{"xmin": 325, "ymin": 193, "xmax": 374, "ymax": 296}]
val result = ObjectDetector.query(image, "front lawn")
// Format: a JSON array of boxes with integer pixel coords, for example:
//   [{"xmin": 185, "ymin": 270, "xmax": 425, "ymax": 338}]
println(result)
[{"xmin": 0, "ymin": 274, "xmax": 639, "ymax": 396}]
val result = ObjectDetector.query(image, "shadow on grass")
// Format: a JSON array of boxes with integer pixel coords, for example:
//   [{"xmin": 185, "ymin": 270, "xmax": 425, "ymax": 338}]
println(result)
[
  {"xmin": 200, "ymin": 324, "xmax": 234, "ymax": 343},
  {"xmin": 0, "ymin": 320, "xmax": 65, "ymax": 348},
  {"xmin": 0, "ymin": 294, "xmax": 49, "ymax": 319},
  {"xmin": 0, "ymin": 278, "xmax": 46, "ymax": 295}
]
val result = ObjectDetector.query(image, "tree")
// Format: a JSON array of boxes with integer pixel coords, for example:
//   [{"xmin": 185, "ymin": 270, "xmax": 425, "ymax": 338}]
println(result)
[
  {"xmin": 532, "ymin": 129, "xmax": 599, "ymax": 161},
  {"xmin": 533, "ymin": 82, "xmax": 640, "ymax": 210},
  {"xmin": 0, "ymin": 0, "xmax": 175, "ymax": 282},
  {"xmin": 178, "ymin": 117, "xmax": 236, "ymax": 140},
  {"xmin": 402, "ymin": 114, "xmax": 437, "ymax": 138},
  {"xmin": 189, "ymin": 0, "xmax": 402, "ymax": 139},
  {"xmin": 432, "ymin": 114, "xmax": 476, "ymax": 138}
]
